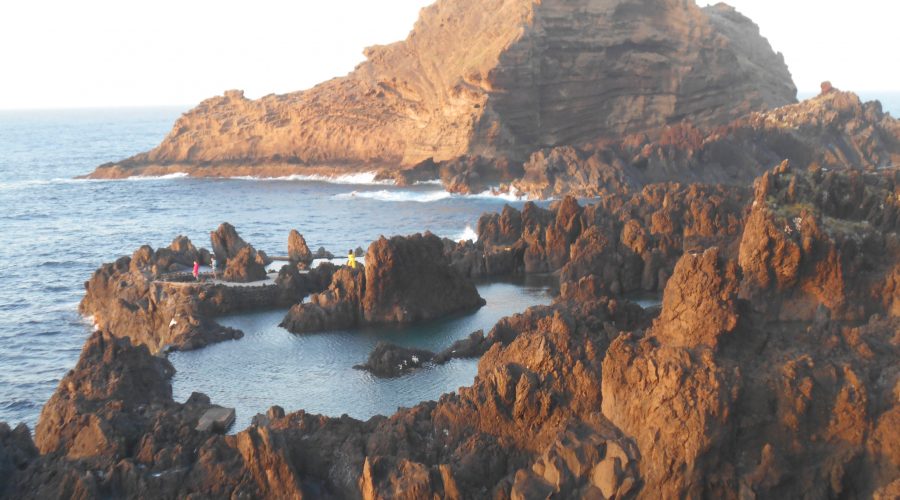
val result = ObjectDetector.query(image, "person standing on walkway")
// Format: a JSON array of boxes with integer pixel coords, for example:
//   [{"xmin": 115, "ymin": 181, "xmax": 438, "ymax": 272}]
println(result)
[
  {"xmin": 348, "ymin": 249, "xmax": 356, "ymax": 269},
  {"xmin": 192, "ymin": 259, "xmax": 200, "ymax": 281},
  {"xmin": 210, "ymin": 255, "xmax": 217, "ymax": 280}
]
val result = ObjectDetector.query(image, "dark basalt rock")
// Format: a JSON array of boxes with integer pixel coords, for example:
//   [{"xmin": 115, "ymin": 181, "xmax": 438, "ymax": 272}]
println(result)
[
  {"xmin": 353, "ymin": 342, "xmax": 436, "ymax": 378},
  {"xmin": 8, "ymin": 167, "xmax": 900, "ymax": 498},
  {"xmin": 282, "ymin": 232, "xmax": 485, "ymax": 333}
]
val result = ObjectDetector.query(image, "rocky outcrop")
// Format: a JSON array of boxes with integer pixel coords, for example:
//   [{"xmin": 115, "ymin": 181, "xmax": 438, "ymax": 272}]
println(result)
[
  {"xmin": 9, "ymin": 168, "xmax": 900, "ymax": 498},
  {"xmin": 80, "ymin": 237, "xmax": 334, "ymax": 351},
  {"xmin": 353, "ymin": 342, "xmax": 436, "ymax": 378},
  {"xmin": 451, "ymin": 186, "xmax": 747, "ymax": 296},
  {"xmin": 4, "ymin": 331, "xmax": 305, "ymax": 499},
  {"xmin": 738, "ymin": 160, "xmax": 900, "ymax": 322},
  {"xmin": 88, "ymin": 0, "xmax": 795, "ymax": 180},
  {"xmin": 380, "ymin": 156, "xmax": 525, "ymax": 195},
  {"xmin": 281, "ymin": 233, "xmax": 485, "ymax": 333},
  {"xmin": 355, "ymin": 329, "xmax": 509, "ymax": 378},
  {"xmin": 507, "ymin": 89, "xmax": 900, "ymax": 199},
  {"xmin": 287, "ymin": 229, "xmax": 313, "ymax": 264},
  {"xmin": 210, "ymin": 222, "xmax": 271, "ymax": 268},
  {"xmin": 0, "ymin": 423, "xmax": 37, "ymax": 495},
  {"xmin": 222, "ymin": 246, "xmax": 268, "ymax": 283}
]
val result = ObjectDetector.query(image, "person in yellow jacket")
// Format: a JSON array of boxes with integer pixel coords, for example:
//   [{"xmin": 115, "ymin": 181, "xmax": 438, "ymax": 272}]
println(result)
[{"xmin": 348, "ymin": 249, "xmax": 356, "ymax": 269}]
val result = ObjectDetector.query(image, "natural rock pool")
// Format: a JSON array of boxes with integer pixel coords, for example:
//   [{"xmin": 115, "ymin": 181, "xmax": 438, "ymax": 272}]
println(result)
[{"xmin": 170, "ymin": 276, "xmax": 556, "ymax": 429}]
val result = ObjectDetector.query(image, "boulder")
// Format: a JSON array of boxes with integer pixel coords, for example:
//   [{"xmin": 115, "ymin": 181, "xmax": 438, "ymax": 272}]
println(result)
[
  {"xmin": 210, "ymin": 222, "xmax": 249, "ymax": 262},
  {"xmin": 287, "ymin": 229, "xmax": 313, "ymax": 264},
  {"xmin": 353, "ymin": 342, "xmax": 435, "ymax": 378},
  {"xmin": 312, "ymin": 247, "xmax": 334, "ymax": 260},
  {"xmin": 223, "ymin": 246, "xmax": 268, "ymax": 283},
  {"xmin": 282, "ymin": 233, "xmax": 484, "ymax": 333}
]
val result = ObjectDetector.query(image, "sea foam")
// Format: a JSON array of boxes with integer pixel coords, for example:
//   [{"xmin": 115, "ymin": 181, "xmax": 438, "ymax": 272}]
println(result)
[
  {"xmin": 333, "ymin": 186, "xmax": 529, "ymax": 203},
  {"xmin": 230, "ymin": 171, "xmax": 394, "ymax": 186},
  {"xmin": 457, "ymin": 225, "xmax": 479, "ymax": 242}
]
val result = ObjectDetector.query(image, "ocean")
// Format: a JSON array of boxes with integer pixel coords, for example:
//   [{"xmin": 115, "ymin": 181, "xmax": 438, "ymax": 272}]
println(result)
[
  {"xmin": 1, "ymin": 92, "xmax": 897, "ymax": 430},
  {"xmin": 0, "ymin": 107, "xmax": 549, "ymax": 429}
]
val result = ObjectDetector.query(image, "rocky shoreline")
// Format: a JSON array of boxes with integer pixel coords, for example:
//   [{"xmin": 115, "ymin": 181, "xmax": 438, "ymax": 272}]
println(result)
[
  {"xmin": 3, "ymin": 160, "xmax": 899, "ymax": 498},
  {"xmin": 86, "ymin": 0, "xmax": 798, "ymax": 187},
  {"xmin": 3, "ymin": 0, "xmax": 900, "ymax": 495}
]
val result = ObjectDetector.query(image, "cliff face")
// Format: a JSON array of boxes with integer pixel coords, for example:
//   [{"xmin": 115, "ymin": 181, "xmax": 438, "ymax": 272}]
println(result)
[
  {"xmin": 90, "ymin": 0, "xmax": 795, "ymax": 178},
  {"xmin": 506, "ymin": 89, "xmax": 900, "ymax": 198}
]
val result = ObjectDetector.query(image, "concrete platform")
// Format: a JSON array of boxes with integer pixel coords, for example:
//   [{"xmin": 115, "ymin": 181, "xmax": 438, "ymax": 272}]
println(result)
[{"xmin": 196, "ymin": 407, "xmax": 236, "ymax": 433}]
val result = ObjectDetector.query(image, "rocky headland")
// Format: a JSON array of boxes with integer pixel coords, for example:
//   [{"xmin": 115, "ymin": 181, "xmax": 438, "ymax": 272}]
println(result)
[
  {"xmin": 387, "ymin": 86, "xmax": 900, "ymax": 198},
  {"xmin": 4, "ymin": 0, "xmax": 900, "ymax": 496},
  {"xmin": 86, "ymin": 0, "xmax": 796, "ymax": 182},
  {"xmin": 4, "ymin": 163, "xmax": 899, "ymax": 498}
]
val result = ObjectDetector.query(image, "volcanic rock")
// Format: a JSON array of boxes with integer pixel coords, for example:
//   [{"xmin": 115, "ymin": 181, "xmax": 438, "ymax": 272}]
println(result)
[
  {"xmin": 11, "ymin": 167, "xmax": 900, "ymax": 498},
  {"xmin": 281, "ymin": 233, "xmax": 484, "ymax": 333},
  {"xmin": 353, "ymin": 342, "xmax": 436, "ymax": 378},
  {"xmin": 312, "ymin": 247, "xmax": 335, "ymax": 260},
  {"xmin": 210, "ymin": 222, "xmax": 249, "ymax": 262},
  {"xmin": 80, "ymin": 238, "xmax": 334, "ymax": 352},
  {"xmin": 88, "ymin": 0, "xmax": 795, "ymax": 179},
  {"xmin": 287, "ymin": 229, "xmax": 313, "ymax": 264},
  {"xmin": 223, "ymin": 246, "xmax": 268, "ymax": 283},
  {"xmin": 510, "ymin": 89, "xmax": 900, "ymax": 199},
  {"xmin": 356, "ymin": 329, "xmax": 496, "ymax": 378},
  {"xmin": 0, "ymin": 423, "xmax": 37, "ymax": 494}
]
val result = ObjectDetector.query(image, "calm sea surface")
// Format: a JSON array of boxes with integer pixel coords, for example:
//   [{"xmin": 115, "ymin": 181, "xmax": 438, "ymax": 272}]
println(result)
[
  {"xmin": 0, "ymin": 107, "xmax": 550, "ymax": 429},
  {"xmin": 1, "ymin": 93, "xmax": 897, "ymax": 430}
]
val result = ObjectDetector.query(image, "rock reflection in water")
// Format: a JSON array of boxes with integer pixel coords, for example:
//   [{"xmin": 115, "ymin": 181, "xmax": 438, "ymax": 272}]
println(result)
[{"xmin": 170, "ymin": 278, "xmax": 554, "ymax": 430}]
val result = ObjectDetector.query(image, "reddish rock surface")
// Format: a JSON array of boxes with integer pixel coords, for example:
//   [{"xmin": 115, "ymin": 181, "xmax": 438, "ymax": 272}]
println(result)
[
  {"xmin": 87, "ymin": 0, "xmax": 794, "ymax": 180},
  {"xmin": 222, "ymin": 246, "xmax": 268, "ymax": 283},
  {"xmin": 282, "ymin": 233, "xmax": 484, "ymax": 333},
  {"xmin": 5, "ymin": 167, "xmax": 899, "ymax": 498},
  {"xmin": 79, "ymin": 230, "xmax": 335, "ymax": 351},
  {"xmin": 508, "ymin": 89, "xmax": 900, "ymax": 199},
  {"xmin": 287, "ymin": 229, "xmax": 313, "ymax": 264}
]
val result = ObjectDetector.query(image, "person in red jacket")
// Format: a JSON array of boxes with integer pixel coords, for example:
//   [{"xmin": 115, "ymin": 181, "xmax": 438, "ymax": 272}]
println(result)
[{"xmin": 192, "ymin": 259, "xmax": 200, "ymax": 281}]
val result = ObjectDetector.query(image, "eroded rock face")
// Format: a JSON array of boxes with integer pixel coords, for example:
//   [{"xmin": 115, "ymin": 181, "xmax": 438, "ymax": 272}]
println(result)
[
  {"xmin": 9, "ymin": 168, "xmax": 900, "ymax": 498},
  {"xmin": 454, "ymin": 187, "xmax": 747, "ymax": 294},
  {"xmin": 739, "ymin": 161, "xmax": 900, "ymax": 321},
  {"xmin": 282, "ymin": 233, "xmax": 484, "ymax": 333},
  {"xmin": 223, "ymin": 246, "xmax": 268, "ymax": 283},
  {"xmin": 89, "ymin": 0, "xmax": 795, "ymax": 179},
  {"xmin": 80, "ymin": 240, "xmax": 331, "ymax": 351},
  {"xmin": 509, "ymin": 89, "xmax": 900, "ymax": 199},
  {"xmin": 287, "ymin": 229, "xmax": 313, "ymax": 264}
]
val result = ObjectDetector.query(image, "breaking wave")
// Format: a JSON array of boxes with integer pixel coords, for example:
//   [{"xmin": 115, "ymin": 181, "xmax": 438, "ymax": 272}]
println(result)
[
  {"xmin": 333, "ymin": 186, "xmax": 528, "ymax": 203},
  {"xmin": 230, "ymin": 171, "xmax": 394, "ymax": 185},
  {"xmin": 457, "ymin": 225, "xmax": 479, "ymax": 242},
  {"xmin": 126, "ymin": 172, "xmax": 190, "ymax": 181},
  {"xmin": 333, "ymin": 190, "xmax": 453, "ymax": 203}
]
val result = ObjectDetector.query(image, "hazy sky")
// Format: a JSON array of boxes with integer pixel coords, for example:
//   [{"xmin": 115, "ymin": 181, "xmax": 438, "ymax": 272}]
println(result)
[{"xmin": 0, "ymin": 0, "xmax": 897, "ymax": 109}]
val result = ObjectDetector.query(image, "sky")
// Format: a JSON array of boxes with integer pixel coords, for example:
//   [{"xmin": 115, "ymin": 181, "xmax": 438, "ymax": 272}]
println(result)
[{"xmin": 0, "ymin": 0, "xmax": 897, "ymax": 109}]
